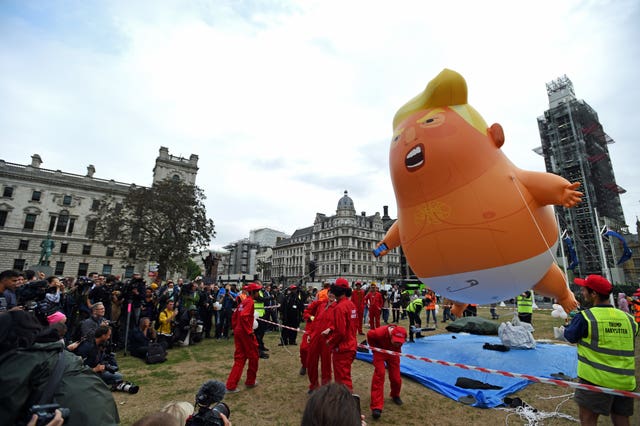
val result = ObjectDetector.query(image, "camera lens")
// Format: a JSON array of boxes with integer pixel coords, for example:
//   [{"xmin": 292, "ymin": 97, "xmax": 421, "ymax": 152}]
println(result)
[{"xmin": 211, "ymin": 402, "xmax": 230, "ymax": 418}]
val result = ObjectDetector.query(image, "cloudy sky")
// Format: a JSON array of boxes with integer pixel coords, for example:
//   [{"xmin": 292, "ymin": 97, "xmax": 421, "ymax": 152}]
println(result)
[{"xmin": 1, "ymin": 0, "xmax": 638, "ymax": 250}]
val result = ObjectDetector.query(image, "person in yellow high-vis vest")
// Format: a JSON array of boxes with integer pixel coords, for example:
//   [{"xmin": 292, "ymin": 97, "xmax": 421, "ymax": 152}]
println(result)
[
  {"xmin": 516, "ymin": 290, "xmax": 533, "ymax": 324},
  {"xmin": 564, "ymin": 274, "xmax": 638, "ymax": 425}
]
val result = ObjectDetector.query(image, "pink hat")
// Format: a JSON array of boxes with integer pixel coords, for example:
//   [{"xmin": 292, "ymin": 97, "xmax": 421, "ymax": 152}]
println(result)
[{"xmin": 47, "ymin": 311, "xmax": 67, "ymax": 325}]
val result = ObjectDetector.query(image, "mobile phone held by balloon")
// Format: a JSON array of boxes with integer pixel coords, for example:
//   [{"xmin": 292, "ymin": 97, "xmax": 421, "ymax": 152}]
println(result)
[{"xmin": 372, "ymin": 243, "xmax": 388, "ymax": 257}]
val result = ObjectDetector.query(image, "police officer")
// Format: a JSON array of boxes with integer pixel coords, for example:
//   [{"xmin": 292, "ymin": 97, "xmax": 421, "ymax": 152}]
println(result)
[{"xmin": 564, "ymin": 275, "xmax": 638, "ymax": 425}]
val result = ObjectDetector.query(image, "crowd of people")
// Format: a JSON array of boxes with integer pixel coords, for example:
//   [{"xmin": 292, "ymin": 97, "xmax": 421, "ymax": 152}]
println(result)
[{"xmin": 2, "ymin": 266, "xmax": 639, "ymax": 425}]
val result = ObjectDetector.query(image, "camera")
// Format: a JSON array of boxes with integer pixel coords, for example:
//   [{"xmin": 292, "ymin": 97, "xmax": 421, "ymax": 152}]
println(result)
[
  {"xmin": 186, "ymin": 380, "xmax": 230, "ymax": 426},
  {"xmin": 103, "ymin": 363, "xmax": 119, "ymax": 374},
  {"xmin": 187, "ymin": 402, "xmax": 230, "ymax": 426},
  {"xmin": 114, "ymin": 381, "xmax": 139, "ymax": 394},
  {"xmin": 29, "ymin": 403, "xmax": 70, "ymax": 426}
]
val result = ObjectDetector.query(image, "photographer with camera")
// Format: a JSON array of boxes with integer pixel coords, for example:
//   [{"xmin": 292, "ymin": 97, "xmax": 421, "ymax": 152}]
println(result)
[
  {"xmin": 75, "ymin": 325, "xmax": 139, "ymax": 394},
  {"xmin": 186, "ymin": 380, "xmax": 232, "ymax": 426},
  {"xmin": 1, "ymin": 310, "xmax": 119, "ymax": 425},
  {"xmin": 79, "ymin": 302, "xmax": 110, "ymax": 341},
  {"xmin": 128, "ymin": 273, "xmax": 147, "ymax": 329},
  {"xmin": 89, "ymin": 275, "xmax": 113, "ymax": 321},
  {"xmin": 44, "ymin": 276, "xmax": 64, "ymax": 309}
]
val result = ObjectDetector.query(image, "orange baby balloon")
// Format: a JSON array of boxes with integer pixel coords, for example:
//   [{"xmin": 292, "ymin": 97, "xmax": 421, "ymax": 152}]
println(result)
[{"xmin": 376, "ymin": 69, "xmax": 582, "ymax": 315}]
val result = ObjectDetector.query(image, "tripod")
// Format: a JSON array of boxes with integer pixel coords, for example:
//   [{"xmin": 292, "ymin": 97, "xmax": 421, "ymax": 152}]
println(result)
[{"xmin": 123, "ymin": 300, "xmax": 133, "ymax": 356}]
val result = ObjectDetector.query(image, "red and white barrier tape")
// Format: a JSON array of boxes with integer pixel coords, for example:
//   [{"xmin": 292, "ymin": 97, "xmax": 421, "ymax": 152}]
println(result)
[
  {"xmin": 361, "ymin": 344, "xmax": 640, "ymax": 400},
  {"xmin": 258, "ymin": 317, "xmax": 302, "ymax": 333},
  {"xmin": 257, "ymin": 317, "xmax": 640, "ymax": 400}
]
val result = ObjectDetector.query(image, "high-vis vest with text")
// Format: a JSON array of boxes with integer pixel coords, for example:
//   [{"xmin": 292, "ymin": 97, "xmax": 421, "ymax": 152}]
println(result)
[{"xmin": 577, "ymin": 307, "xmax": 637, "ymax": 390}]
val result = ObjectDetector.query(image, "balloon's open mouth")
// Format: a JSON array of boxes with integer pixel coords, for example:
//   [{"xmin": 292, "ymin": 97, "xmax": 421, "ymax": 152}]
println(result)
[{"xmin": 405, "ymin": 144, "xmax": 424, "ymax": 171}]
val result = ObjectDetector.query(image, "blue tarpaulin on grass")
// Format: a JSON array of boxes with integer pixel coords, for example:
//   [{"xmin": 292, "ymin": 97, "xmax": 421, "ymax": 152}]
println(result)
[{"xmin": 355, "ymin": 333, "xmax": 577, "ymax": 408}]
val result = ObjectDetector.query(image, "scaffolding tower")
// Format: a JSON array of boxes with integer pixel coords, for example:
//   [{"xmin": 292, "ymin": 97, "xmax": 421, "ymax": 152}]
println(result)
[{"xmin": 536, "ymin": 76, "xmax": 627, "ymax": 282}]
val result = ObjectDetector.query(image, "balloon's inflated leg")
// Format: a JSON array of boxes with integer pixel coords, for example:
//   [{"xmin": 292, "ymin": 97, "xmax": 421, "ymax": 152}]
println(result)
[
  {"xmin": 450, "ymin": 302, "xmax": 468, "ymax": 318},
  {"xmin": 532, "ymin": 263, "xmax": 579, "ymax": 313}
]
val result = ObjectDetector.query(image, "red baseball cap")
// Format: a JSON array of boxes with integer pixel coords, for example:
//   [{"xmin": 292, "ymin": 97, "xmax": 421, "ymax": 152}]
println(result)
[
  {"xmin": 390, "ymin": 326, "xmax": 407, "ymax": 344},
  {"xmin": 574, "ymin": 274, "xmax": 612, "ymax": 295},
  {"xmin": 335, "ymin": 278, "xmax": 349, "ymax": 289}
]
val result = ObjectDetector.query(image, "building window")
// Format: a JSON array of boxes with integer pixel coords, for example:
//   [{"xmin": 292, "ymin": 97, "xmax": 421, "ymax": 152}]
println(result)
[
  {"xmin": 2, "ymin": 186, "xmax": 14, "ymax": 198},
  {"xmin": 60, "ymin": 243, "xmax": 68, "ymax": 254},
  {"xmin": 31, "ymin": 191, "xmax": 41, "ymax": 201},
  {"xmin": 91, "ymin": 199, "xmax": 101, "ymax": 211},
  {"xmin": 50, "ymin": 211, "xmax": 75, "ymax": 234},
  {"xmin": 55, "ymin": 213, "xmax": 69, "ymax": 233},
  {"xmin": 54, "ymin": 262, "xmax": 65, "ymax": 275},
  {"xmin": 24, "ymin": 213, "xmax": 37, "ymax": 230},
  {"xmin": 0, "ymin": 211, "xmax": 7, "ymax": 227},
  {"xmin": 82, "ymin": 245, "xmax": 92, "ymax": 255},
  {"xmin": 106, "ymin": 247, "xmax": 115, "ymax": 257},
  {"xmin": 78, "ymin": 262, "xmax": 89, "ymax": 277},
  {"xmin": 18, "ymin": 240, "xmax": 29, "ymax": 250},
  {"xmin": 102, "ymin": 264, "xmax": 113, "ymax": 275},
  {"xmin": 86, "ymin": 219, "xmax": 97, "ymax": 238},
  {"xmin": 13, "ymin": 259, "xmax": 26, "ymax": 271},
  {"xmin": 172, "ymin": 174, "xmax": 181, "ymax": 182},
  {"xmin": 124, "ymin": 265, "xmax": 135, "ymax": 279},
  {"xmin": 62, "ymin": 195, "xmax": 72, "ymax": 206}
]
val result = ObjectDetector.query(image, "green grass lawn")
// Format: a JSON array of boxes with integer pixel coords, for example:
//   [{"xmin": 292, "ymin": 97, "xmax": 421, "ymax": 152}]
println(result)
[{"xmin": 115, "ymin": 306, "xmax": 639, "ymax": 425}]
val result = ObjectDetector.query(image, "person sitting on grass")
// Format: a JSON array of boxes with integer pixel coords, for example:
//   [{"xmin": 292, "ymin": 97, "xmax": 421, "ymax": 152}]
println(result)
[
  {"xmin": 129, "ymin": 316, "xmax": 165, "ymax": 360},
  {"xmin": 75, "ymin": 325, "xmax": 139, "ymax": 394}
]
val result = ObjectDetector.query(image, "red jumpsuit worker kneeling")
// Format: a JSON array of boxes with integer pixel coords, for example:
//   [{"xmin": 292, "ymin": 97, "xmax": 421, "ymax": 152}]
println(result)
[
  {"xmin": 367, "ymin": 324, "xmax": 407, "ymax": 419},
  {"xmin": 225, "ymin": 282, "xmax": 262, "ymax": 392}
]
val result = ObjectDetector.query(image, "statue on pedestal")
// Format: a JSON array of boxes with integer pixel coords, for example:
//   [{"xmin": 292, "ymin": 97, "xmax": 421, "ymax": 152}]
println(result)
[
  {"xmin": 38, "ymin": 232, "xmax": 55, "ymax": 266},
  {"xmin": 202, "ymin": 251, "xmax": 215, "ymax": 278}
]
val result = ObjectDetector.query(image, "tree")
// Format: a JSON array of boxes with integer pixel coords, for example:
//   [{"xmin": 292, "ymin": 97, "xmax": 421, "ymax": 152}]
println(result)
[
  {"xmin": 183, "ymin": 257, "xmax": 202, "ymax": 281},
  {"xmin": 95, "ymin": 179, "xmax": 215, "ymax": 279}
]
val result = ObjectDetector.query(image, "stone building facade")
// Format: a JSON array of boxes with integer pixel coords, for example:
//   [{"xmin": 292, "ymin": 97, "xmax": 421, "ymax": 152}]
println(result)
[
  {"xmin": 0, "ymin": 147, "xmax": 198, "ymax": 278},
  {"xmin": 271, "ymin": 191, "xmax": 402, "ymax": 285}
]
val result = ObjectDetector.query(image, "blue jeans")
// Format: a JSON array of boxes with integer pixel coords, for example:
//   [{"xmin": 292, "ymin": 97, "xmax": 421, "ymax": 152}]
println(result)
[{"xmin": 100, "ymin": 370, "xmax": 123, "ymax": 386}]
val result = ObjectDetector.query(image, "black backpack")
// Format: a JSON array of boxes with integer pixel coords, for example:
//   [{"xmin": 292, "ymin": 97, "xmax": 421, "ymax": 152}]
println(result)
[{"xmin": 145, "ymin": 342, "xmax": 167, "ymax": 364}]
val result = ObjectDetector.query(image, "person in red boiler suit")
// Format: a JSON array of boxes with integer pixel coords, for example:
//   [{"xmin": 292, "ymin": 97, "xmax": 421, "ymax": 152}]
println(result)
[
  {"xmin": 225, "ymin": 282, "xmax": 262, "ymax": 392},
  {"xmin": 351, "ymin": 281, "xmax": 366, "ymax": 335},
  {"xmin": 367, "ymin": 324, "xmax": 407, "ymax": 419},
  {"xmin": 303, "ymin": 291, "xmax": 336, "ymax": 393},
  {"xmin": 323, "ymin": 277, "xmax": 357, "ymax": 391},
  {"xmin": 364, "ymin": 284, "xmax": 383, "ymax": 330}
]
